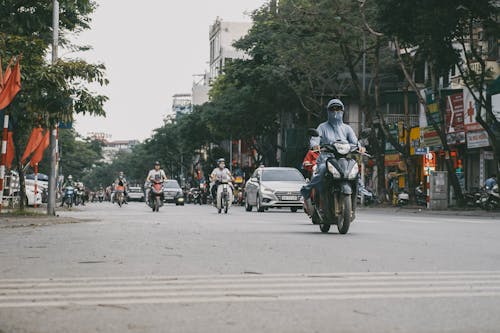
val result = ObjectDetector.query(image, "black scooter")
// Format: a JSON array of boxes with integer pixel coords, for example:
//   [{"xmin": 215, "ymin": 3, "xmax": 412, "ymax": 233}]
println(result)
[{"xmin": 307, "ymin": 129, "xmax": 370, "ymax": 234}]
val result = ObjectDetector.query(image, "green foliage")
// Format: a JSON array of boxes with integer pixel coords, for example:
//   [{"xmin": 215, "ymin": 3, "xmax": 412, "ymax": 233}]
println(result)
[
  {"xmin": 38, "ymin": 129, "xmax": 102, "ymax": 181},
  {"xmin": 0, "ymin": 0, "xmax": 108, "ymax": 209}
]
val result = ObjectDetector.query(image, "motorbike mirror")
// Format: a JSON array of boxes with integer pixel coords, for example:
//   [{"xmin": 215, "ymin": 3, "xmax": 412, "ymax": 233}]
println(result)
[{"xmin": 307, "ymin": 128, "xmax": 320, "ymax": 137}]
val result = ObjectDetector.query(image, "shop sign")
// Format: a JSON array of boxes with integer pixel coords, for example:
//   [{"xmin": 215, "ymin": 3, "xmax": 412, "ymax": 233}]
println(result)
[
  {"xmin": 422, "ymin": 90, "xmax": 442, "ymax": 149},
  {"xmin": 445, "ymin": 92, "xmax": 465, "ymax": 144},
  {"xmin": 466, "ymin": 130, "xmax": 490, "ymax": 149},
  {"xmin": 385, "ymin": 123, "xmax": 399, "ymax": 153},
  {"xmin": 414, "ymin": 148, "xmax": 427, "ymax": 155},
  {"xmin": 409, "ymin": 127, "xmax": 422, "ymax": 155},
  {"xmin": 422, "ymin": 126, "xmax": 442, "ymax": 148},
  {"xmin": 424, "ymin": 151, "xmax": 436, "ymax": 175},
  {"xmin": 464, "ymin": 89, "xmax": 486, "ymax": 132},
  {"xmin": 483, "ymin": 151, "xmax": 494, "ymax": 160},
  {"xmin": 384, "ymin": 153, "xmax": 401, "ymax": 167}
]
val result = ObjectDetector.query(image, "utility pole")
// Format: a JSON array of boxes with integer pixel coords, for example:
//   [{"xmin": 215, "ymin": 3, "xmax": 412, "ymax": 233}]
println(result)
[
  {"xmin": 47, "ymin": 0, "xmax": 59, "ymax": 215},
  {"xmin": 360, "ymin": 33, "xmax": 367, "ymax": 191}
]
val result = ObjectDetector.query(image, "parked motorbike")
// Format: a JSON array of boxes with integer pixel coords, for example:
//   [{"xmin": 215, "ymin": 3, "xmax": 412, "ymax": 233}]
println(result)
[
  {"xmin": 479, "ymin": 184, "xmax": 500, "ymax": 210},
  {"xmin": 148, "ymin": 179, "xmax": 164, "ymax": 212},
  {"xmin": 216, "ymin": 180, "xmax": 233, "ymax": 214},
  {"xmin": 357, "ymin": 181, "xmax": 375, "ymax": 206},
  {"xmin": 397, "ymin": 189, "xmax": 409, "ymax": 206},
  {"xmin": 415, "ymin": 184, "xmax": 427, "ymax": 206},
  {"xmin": 306, "ymin": 129, "xmax": 370, "ymax": 234}
]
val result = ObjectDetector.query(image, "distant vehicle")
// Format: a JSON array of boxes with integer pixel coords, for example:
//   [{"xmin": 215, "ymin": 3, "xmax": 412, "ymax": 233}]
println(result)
[
  {"xmin": 3, "ymin": 171, "xmax": 42, "ymax": 207},
  {"xmin": 127, "ymin": 186, "xmax": 144, "ymax": 202},
  {"xmin": 244, "ymin": 167, "xmax": 306, "ymax": 213},
  {"xmin": 163, "ymin": 180, "xmax": 185, "ymax": 205},
  {"xmin": 25, "ymin": 173, "xmax": 49, "ymax": 203}
]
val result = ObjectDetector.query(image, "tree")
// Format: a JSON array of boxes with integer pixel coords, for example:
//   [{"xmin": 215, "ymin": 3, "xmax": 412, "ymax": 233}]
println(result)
[
  {"xmin": 0, "ymin": 0, "xmax": 108, "ymax": 209},
  {"xmin": 38, "ymin": 129, "xmax": 102, "ymax": 181},
  {"xmin": 372, "ymin": 0, "xmax": 500, "ymax": 204}
]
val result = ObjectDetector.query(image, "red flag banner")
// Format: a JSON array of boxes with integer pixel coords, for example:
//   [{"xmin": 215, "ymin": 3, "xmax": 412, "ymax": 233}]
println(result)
[
  {"xmin": 0, "ymin": 57, "xmax": 15, "ymax": 90},
  {"xmin": 30, "ymin": 130, "xmax": 50, "ymax": 167},
  {"xmin": 6, "ymin": 131, "xmax": 15, "ymax": 169},
  {"xmin": 21, "ymin": 127, "xmax": 44, "ymax": 163},
  {"xmin": 0, "ymin": 59, "xmax": 21, "ymax": 110}
]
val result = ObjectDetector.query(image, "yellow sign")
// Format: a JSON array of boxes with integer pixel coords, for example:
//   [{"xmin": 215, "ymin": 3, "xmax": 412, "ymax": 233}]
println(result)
[{"xmin": 409, "ymin": 127, "xmax": 421, "ymax": 155}]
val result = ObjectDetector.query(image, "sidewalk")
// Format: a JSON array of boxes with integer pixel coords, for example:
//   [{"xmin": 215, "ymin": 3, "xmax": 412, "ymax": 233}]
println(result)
[
  {"xmin": 0, "ymin": 208, "xmax": 94, "ymax": 228},
  {"xmin": 359, "ymin": 204, "xmax": 500, "ymax": 218}
]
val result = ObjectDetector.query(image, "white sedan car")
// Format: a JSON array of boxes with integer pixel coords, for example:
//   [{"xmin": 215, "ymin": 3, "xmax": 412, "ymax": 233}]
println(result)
[{"xmin": 244, "ymin": 167, "xmax": 306, "ymax": 213}]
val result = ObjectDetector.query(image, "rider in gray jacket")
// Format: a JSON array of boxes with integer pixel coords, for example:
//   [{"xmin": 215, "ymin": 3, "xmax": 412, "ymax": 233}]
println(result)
[{"xmin": 301, "ymin": 98, "xmax": 364, "ymax": 215}]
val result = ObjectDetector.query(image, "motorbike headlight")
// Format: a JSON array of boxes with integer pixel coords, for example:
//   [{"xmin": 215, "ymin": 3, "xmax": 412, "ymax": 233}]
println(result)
[
  {"xmin": 334, "ymin": 143, "xmax": 351, "ymax": 155},
  {"xmin": 327, "ymin": 161, "xmax": 341, "ymax": 178},
  {"xmin": 347, "ymin": 163, "xmax": 359, "ymax": 179}
]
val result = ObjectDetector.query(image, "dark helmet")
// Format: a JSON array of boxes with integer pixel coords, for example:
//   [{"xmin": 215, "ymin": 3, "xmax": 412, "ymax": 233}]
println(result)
[
  {"xmin": 154, "ymin": 161, "xmax": 160, "ymax": 166},
  {"xmin": 327, "ymin": 98, "xmax": 345, "ymax": 111}
]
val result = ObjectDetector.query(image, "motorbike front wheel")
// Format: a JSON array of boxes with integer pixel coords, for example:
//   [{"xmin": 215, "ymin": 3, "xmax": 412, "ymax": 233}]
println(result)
[
  {"xmin": 319, "ymin": 223, "xmax": 330, "ymax": 233},
  {"xmin": 337, "ymin": 194, "xmax": 352, "ymax": 234}
]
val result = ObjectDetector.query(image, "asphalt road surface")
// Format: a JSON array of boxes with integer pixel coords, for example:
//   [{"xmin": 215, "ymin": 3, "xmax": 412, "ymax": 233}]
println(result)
[{"xmin": 1, "ymin": 202, "xmax": 499, "ymax": 333}]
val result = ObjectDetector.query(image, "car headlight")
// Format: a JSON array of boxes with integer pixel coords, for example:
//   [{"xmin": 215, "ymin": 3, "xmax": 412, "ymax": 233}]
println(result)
[
  {"xmin": 327, "ymin": 161, "xmax": 341, "ymax": 178},
  {"xmin": 347, "ymin": 163, "xmax": 359, "ymax": 179}
]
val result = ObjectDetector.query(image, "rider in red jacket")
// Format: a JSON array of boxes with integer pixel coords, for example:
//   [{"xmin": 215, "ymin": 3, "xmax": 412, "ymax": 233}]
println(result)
[{"xmin": 302, "ymin": 145, "xmax": 320, "ymax": 178}]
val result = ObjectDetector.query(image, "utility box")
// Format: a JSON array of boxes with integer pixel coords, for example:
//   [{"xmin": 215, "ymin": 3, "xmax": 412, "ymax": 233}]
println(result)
[{"xmin": 429, "ymin": 171, "xmax": 448, "ymax": 210}]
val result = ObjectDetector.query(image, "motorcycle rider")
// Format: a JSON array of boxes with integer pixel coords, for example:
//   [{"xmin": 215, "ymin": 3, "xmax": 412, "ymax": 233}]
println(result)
[
  {"xmin": 114, "ymin": 171, "xmax": 129, "ymax": 204},
  {"xmin": 60, "ymin": 175, "xmax": 75, "ymax": 207},
  {"xmin": 300, "ymin": 98, "xmax": 365, "ymax": 216},
  {"xmin": 145, "ymin": 161, "xmax": 168, "ymax": 203},
  {"xmin": 210, "ymin": 158, "xmax": 233, "ymax": 200},
  {"xmin": 302, "ymin": 144, "xmax": 320, "ymax": 178}
]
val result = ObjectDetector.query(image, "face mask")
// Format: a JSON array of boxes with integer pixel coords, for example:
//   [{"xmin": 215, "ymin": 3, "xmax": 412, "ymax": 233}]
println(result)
[{"xmin": 328, "ymin": 110, "xmax": 344, "ymax": 123}]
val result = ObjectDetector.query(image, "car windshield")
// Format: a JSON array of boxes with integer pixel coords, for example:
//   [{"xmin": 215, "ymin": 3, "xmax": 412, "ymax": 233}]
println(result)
[
  {"xmin": 261, "ymin": 169, "xmax": 304, "ymax": 182},
  {"xmin": 164, "ymin": 181, "xmax": 180, "ymax": 189}
]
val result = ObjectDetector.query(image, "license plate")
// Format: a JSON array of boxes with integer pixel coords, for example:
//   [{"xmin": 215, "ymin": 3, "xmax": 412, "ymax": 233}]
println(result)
[
  {"xmin": 281, "ymin": 195, "xmax": 297, "ymax": 201},
  {"xmin": 166, "ymin": 196, "xmax": 174, "ymax": 200}
]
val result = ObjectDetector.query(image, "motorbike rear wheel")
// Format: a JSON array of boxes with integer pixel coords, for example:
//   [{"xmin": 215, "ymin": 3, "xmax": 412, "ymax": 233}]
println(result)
[
  {"xmin": 224, "ymin": 199, "xmax": 229, "ymax": 214},
  {"xmin": 155, "ymin": 197, "xmax": 161, "ymax": 212},
  {"xmin": 337, "ymin": 194, "xmax": 351, "ymax": 234}
]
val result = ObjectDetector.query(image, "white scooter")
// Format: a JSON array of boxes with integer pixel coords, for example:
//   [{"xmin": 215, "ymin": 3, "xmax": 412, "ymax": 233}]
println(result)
[{"xmin": 216, "ymin": 180, "xmax": 233, "ymax": 214}]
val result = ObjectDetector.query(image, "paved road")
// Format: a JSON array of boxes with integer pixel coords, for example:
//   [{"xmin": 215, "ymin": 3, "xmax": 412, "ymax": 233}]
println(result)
[{"xmin": 0, "ymin": 203, "xmax": 499, "ymax": 332}]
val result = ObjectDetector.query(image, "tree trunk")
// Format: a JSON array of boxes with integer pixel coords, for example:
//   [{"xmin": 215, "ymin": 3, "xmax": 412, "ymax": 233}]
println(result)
[{"xmin": 12, "ymin": 130, "xmax": 26, "ymax": 211}]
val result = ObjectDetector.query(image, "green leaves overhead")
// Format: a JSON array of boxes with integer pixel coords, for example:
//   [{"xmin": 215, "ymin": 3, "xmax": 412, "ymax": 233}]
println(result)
[{"xmin": 0, "ymin": 0, "xmax": 108, "ymax": 127}]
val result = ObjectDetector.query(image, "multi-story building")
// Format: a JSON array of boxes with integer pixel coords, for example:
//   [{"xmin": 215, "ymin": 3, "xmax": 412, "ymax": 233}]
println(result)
[
  {"xmin": 172, "ymin": 93, "xmax": 192, "ymax": 119},
  {"xmin": 209, "ymin": 18, "xmax": 252, "ymax": 82},
  {"xmin": 191, "ymin": 73, "xmax": 210, "ymax": 106},
  {"xmin": 88, "ymin": 132, "xmax": 139, "ymax": 164}
]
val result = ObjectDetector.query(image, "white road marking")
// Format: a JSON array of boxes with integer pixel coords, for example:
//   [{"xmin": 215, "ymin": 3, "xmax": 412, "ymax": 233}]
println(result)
[{"xmin": 1, "ymin": 271, "xmax": 500, "ymax": 308}]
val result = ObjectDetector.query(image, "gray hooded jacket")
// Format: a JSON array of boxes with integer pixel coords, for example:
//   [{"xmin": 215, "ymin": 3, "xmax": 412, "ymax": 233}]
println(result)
[{"xmin": 310, "ymin": 99, "xmax": 359, "ymax": 148}]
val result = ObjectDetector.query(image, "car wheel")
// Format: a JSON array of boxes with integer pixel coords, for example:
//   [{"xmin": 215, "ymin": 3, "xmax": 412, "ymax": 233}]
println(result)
[
  {"xmin": 257, "ymin": 194, "xmax": 265, "ymax": 213},
  {"xmin": 245, "ymin": 196, "xmax": 253, "ymax": 212}
]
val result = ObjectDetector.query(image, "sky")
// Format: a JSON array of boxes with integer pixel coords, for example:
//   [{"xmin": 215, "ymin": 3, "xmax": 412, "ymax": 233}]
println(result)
[{"xmin": 73, "ymin": 0, "xmax": 267, "ymax": 141}]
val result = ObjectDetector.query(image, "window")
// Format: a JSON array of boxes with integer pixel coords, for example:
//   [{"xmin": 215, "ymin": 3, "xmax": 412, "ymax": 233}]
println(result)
[{"xmin": 261, "ymin": 169, "xmax": 304, "ymax": 182}]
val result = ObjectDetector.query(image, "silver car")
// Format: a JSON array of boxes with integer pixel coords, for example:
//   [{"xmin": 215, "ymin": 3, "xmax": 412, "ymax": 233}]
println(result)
[{"xmin": 245, "ymin": 167, "xmax": 306, "ymax": 213}]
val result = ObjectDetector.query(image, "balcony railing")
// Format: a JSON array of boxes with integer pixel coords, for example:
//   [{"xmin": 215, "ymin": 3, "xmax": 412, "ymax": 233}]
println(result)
[{"xmin": 384, "ymin": 114, "xmax": 420, "ymax": 127}]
